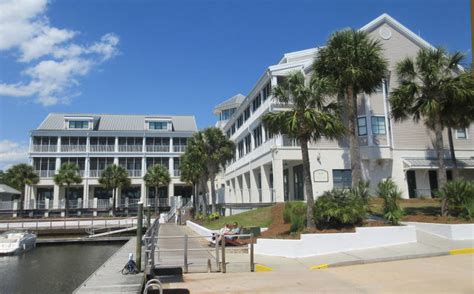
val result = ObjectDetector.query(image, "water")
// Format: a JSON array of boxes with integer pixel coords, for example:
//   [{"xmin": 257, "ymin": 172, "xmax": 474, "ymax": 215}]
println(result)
[{"xmin": 0, "ymin": 243, "xmax": 123, "ymax": 294}]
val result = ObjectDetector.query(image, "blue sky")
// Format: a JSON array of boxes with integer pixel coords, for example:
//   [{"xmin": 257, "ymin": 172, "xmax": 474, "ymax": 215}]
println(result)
[{"xmin": 0, "ymin": 0, "xmax": 471, "ymax": 169}]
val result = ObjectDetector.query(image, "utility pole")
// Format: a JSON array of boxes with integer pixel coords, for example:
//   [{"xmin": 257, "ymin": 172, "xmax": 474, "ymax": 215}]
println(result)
[{"xmin": 136, "ymin": 202, "xmax": 143, "ymax": 271}]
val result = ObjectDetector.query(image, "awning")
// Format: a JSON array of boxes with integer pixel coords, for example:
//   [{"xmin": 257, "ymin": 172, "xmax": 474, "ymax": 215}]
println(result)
[
  {"xmin": 0, "ymin": 184, "xmax": 21, "ymax": 195},
  {"xmin": 403, "ymin": 158, "xmax": 474, "ymax": 169}
]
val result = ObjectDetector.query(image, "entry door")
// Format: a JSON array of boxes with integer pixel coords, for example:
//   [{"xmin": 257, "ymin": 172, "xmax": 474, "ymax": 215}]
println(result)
[
  {"xmin": 428, "ymin": 170, "xmax": 438, "ymax": 197},
  {"xmin": 293, "ymin": 165, "xmax": 304, "ymax": 201},
  {"xmin": 406, "ymin": 170, "xmax": 417, "ymax": 199}
]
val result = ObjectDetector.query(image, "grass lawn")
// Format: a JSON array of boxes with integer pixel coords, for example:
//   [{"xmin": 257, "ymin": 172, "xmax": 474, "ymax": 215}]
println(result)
[
  {"xmin": 369, "ymin": 198, "xmax": 441, "ymax": 216},
  {"xmin": 201, "ymin": 206, "xmax": 274, "ymax": 230}
]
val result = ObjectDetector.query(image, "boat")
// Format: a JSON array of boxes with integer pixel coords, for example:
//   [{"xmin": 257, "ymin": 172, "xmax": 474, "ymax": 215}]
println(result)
[{"xmin": 0, "ymin": 230, "xmax": 37, "ymax": 255}]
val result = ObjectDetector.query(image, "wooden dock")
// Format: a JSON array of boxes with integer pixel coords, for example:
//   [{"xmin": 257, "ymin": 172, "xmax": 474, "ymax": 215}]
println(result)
[
  {"xmin": 37, "ymin": 236, "xmax": 130, "ymax": 244},
  {"xmin": 74, "ymin": 237, "xmax": 144, "ymax": 293}
]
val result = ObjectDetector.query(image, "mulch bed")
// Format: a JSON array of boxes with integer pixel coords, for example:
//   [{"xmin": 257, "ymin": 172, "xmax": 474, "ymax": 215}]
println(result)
[{"xmin": 402, "ymin": 214, "xmax": 473, "ymax": 224}]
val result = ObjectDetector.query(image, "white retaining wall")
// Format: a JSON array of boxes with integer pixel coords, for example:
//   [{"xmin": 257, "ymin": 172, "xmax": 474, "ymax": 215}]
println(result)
[
  {"xmin": 186, "ymin": 220, "xmax": 217, "ymax": 237},
  {"xmin": 254, "ymin": 225, "xmax": 417, "ymax": 258},
  {"xmin": 403, "ymin": 222, "xmax": 474, "ymax": 240}
]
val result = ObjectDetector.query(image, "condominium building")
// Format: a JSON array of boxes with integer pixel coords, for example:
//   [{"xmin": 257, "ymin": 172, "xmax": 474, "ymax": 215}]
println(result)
[
  {"xmin": 25, "ymin": 113, "xmax": 197, "ymax": 214},
  {"xmin": 213, "ymin": 14, "xmax": 474, "ymax": 208}
]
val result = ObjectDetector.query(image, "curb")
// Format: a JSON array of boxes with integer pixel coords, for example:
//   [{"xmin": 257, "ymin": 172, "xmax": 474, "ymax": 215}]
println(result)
[{"xmin": 310, "ymin": 248, "xmax": 474, "ymax": 270}]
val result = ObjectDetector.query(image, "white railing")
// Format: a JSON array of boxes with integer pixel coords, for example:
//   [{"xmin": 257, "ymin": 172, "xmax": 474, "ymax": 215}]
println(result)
[
  {"xmin": 173, "ymin": 170, "xmax": 181, "ymax": 177},
  {"xmin": 36, "ymin": 170, "xmax": 55, "ymax": 178},
  {"xmin": 97, "ymin": 199, "xmax": 110, "ymax": 209},
  {"xmin": 37, "ymin": 200, "xmax": 46, "ymax": 209},
  {"xmin": 61, "ymin": 145, "xmax": 87, "ymax": 152},
  {"xmin": 68, "ymin": 200, "xmax": 82, "ymax": 209},
  {"xmin": 0, "ymin": 201, "xmax": 13, "ymax": 210},
  {"xmin": 88, "ymin": 199, "xmax": 95, "ymax": 209},
  {"xmin": 146, "ymin": 145, "xmax": 170, "ymax": 152},
  {"xmin": 147, "ymin": 198, "xmax": 169, "ymax": 207},
  {"xmin": 90, "ymin": 145, "xmax": 115, "ymax": 152},
  {"xmin": 173, "ymin": 145, "xmax": 187, "ymax": 152},
  {"xmin": 127, "ymin": 169, "xmax": 142, "ymax": 177},
  {"xmin": 89, "ymin": 170, "xmax": 104, "ymax": 178},
  {"xmin": 32, "ymin": 145, "xmax": 57, "ymax": 152},
  {"xmin": 79, "ymin": 170, "xmax": 86, "ymax": 177},
  {"xmin": 282, "ymin": 136, "xmax": 300, "ymax": 147},
  {"xmin": 118, "ymin": 145, "xmax": 142, "ymax": 152}
]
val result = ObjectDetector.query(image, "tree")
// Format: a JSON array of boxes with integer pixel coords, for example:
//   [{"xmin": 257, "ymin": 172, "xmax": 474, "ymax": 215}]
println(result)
[
  {"xmin": 5, "ymin": 164, "xmax": 39, "ymax": 216},
  {"xmin": 180, "ymin": 151, "xmax": 205, "ymax": 216},
  {"xmin": 314, "ymin": 29, "xmax": 388, "ymax": 185},
  {"xmin": 390, "ymin": 47, "xmax": 474, "ymax": 215},
  {"xmin": 98, "ymin": 164, "xmax": 130, "ymax": 216},
  {"xmin": 263, "ymin": 71, "xmax": 345, "ymax": 227},
  {"xmin": 201, "ymin": 127, "xmax": 235, "ymax": 213},
  {"xmin": 0, "ymin": 170, "xmax": 6, "ymax": 184},
  {"xmin": 144, "ymin": 164, "xmax": 171, "ymax": 215},
  {"xmin": 54, "ymin": 163, "xmax": 82, "ymax": 217}
]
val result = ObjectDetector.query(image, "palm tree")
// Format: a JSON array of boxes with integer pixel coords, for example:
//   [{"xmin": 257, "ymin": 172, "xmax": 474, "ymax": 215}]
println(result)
[
  {"xmin": 314, "ymin": 29, "xmax": 388, "ymax": 185},
  {"xmin": 390, "ymin": 48, "xmax": 474, "ymax": 213},
  {"xmin": 5, "ymin": 164, "xmax": 39, "ymax": 216},
  {"xmin": 144, "ymin": 164, "xmax": 171, "ymax": 215},
  {"xmin": 98, "ymin": 164, "xmax": 130, "ymax": 216},
  {"xmin": 54, "ymin": 163, "xmax": 82, "ymax": 217},
  {"xmin": 201, "ymin": 127, "xmax": 235, "ymax": 213},
  {"xmin": 180, "ymin": 152, "xmax": 204, "ymax": 215},
  {"xmin": 262, "ymin": 71, "xmax": 345, "ymax": 227}
]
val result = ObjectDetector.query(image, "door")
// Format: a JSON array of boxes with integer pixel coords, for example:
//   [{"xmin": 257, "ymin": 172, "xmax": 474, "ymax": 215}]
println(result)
[
  {"xmin": 428, "ymin": 170, "xmax": 438, "ymax": 197},
  {"xmin": 293, "ymin": 165, "xmax": 304, "ymax": 201},
  {"xmin": 406, "ymin": 170, "xmax": 417, "ymax": 198}
]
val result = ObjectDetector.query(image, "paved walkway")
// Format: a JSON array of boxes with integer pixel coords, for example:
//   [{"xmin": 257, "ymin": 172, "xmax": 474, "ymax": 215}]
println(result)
[
  {"xmin": 74, "ymin": 237, "xmax": 144, "ymax": 294},
  {"xmin": 155, "ymin": 223, "xmax": 218, "ymax": 273}
]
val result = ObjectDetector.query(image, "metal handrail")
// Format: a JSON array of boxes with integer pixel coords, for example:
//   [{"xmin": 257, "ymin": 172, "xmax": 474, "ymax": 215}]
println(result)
[{"xmin": 144, "ymin": 279, "xmax": 163, "ymax": 294}]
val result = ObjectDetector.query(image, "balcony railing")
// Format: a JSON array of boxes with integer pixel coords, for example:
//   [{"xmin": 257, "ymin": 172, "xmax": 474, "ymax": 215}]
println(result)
[
  {"xmin": 127, "ymin": 169, "xmax": 142, "ymax": 177},
  {"xmin": 90, "ymin": 145, "xmax": 115, "ymax": 152},
  {"xmin": 118, "ymin": 145, "xmax": 142, "ymax": 152},
  {"xmin": 147, "ymin": 198, "xmax": 169, "ymax": 207},
  {"xmin": 173, "ymin": 169, "xmax": 181, "ymax": 177},
  {"xmin": 0, "ymin": 201, "xmax": 13, "ymax": 210},
  {"xmin": 146, "ymin": 145, "xmax": 170, "ymax": 152},
  {"xmin": 89, "ymin": 170, "xmax": 104, "ymax": 178},
  {"xmin": 32, "ymin": 145, "xmax": 57, "ymax": 152},
  {"xmin": 97, "ymin": 199, "xmax": 110, "ymax": 209},
  {"xmin": 61, "ymin": 145, "xmax": 87, "ymax": 152},
  {"xmin": 173, "ymin": 145, "xmax": 187, "ymax": 152},
  {"xmin": 36, "ymin": 170, "xmax": 55, "ymax": 178},
  {"xmin": 282, "ymin": 136, "xmax": 300, "ymax": 147}
]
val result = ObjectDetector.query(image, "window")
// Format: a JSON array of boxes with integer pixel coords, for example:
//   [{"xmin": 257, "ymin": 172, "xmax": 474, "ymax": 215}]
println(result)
[
  {"xmin": 252, "ymin": 94, "xmax": 261, "ymax": 112},
  {"xmin": 456, "ymin": 128, "xmax": 467, "ymax": 139},
  {"xmin": 332, "ymin": 169, "xmax": 352, "ymax": 188},
  {"xmin": 230, "ymin": 124, "xmax": 236, "ymax": 135},
  {"xmin": 220, "ymin": 108, "xmax": 236, "ymax": 121},
  {"xmin": 262, "ymin": 82, "xmax": 271, "ymax": 100},
  {"xmin": 119, "ymin": 157, "xmax": 142, "ymax": 170},
  {"xmin": 146, "ymin": 157, "xmax": 169, "ymax": 169},
  {"xmin": 357, "ymin": 117, "xmax": 367, "ymax": 136},
  {"xmin": 371, "ymin": 116, "xmax": 386, "ymax": 135},
  {"xmin": 226, "ymin": 130, "xmax": 231, "ymax": 138},
  {"xmin": 244, "ymin": 107, "xmax": 251, "ymax": 121},
  {"xmin": 68, "ymin": 120, "xmax": 89, "ymax": 129},
  {"xmin": 238, "ymin": 141, "xmax": 244, "ymax": 158},
  {"xmin": 237, "ymin": 115, "xmax": 243, "ymax": 128},
  {"xmin": 244, "ymin": 134, "xmax": 252, "ymax": 154},
  {"xmin": 253, "ymin": 125, "xmax": 262, "ymax": 147},
  {"xmin": 149, "ymin": 121, "xmax": 168, "ymax": 130}
]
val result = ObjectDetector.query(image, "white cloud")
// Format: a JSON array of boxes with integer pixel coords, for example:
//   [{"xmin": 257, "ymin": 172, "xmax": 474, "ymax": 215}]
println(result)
[
  {"xmin": 0, "ymin": 0, "xmax": 119, "ymax": 106},
  {"xmin": 0, "ymin": 140, "xmax": 29, "ymax": 171}
]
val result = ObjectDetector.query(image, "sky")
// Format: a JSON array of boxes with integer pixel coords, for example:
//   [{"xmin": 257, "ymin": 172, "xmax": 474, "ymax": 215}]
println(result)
[{"xmin": 0, "ymin": 0, "xmax": 471, "ymax": 170}]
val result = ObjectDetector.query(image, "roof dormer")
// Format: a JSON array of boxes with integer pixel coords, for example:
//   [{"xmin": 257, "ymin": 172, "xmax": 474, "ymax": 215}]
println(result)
[
  {"xmin": 64, "ymin": 116, "xmax": 94, "ymax": 130},
  {"xmin": 145, "ymin": 117, "xmax": 173, "ymax": 131}
]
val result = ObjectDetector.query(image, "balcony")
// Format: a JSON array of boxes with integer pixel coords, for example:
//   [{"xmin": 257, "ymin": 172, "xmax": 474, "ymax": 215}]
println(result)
[
  {"xmin": 89, "ymin": 170, "xmax": 104, "ymax": 178},
  {"xmin": 173, "ymin": 145, "xmax": 187, "ymax": 152},
  {"xmin": 146, "ymin": 145, "xmax": 170, "ymax": 152},
  {"xmin": 127, "ymin": 169, "xmax": 142, "ymax": 177},
  {"xmin": 90, "ymin": 145, "xmax": 115, "ymax": 152},
  {"xmin": 32, "ymin": 145, "xmax": 57, "ymax": 152},
  {"xmin": 61, "ymin": 145, "xmax": 87, "ymax": 152},
  {"xmin": 118, "ymin": 145, "xmax": 142, "ymax": 152},
  {"xmin": 36, "ymin": 170, "xmax": 55, "ymax": 178}
]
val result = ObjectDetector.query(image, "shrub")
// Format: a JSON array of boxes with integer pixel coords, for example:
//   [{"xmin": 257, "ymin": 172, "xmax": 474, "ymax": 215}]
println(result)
[
  {"xmin": 377, "ymin": 179, "xmax": 404, "ymax": 225},
  {"xmin": 350, "ymin": 181, "xmax": 371, "ymax": 205},
  {"xmin": 314, "ymin": 189, "xmax": 367, "ymax": 228},
  {"xmin": 437, "ymin": 180, "xmax": 474, "ymax": 220},
  {"xmin": 195, "ymin": 213, "xmax": 207, "ymax": 221},
  {"xmin": 209, "ymin": 212, "xmax": 220, "ymax": 221},
  {"xmin": 283, "ymin": 202, "xmax": 307, "ymax": 232}
]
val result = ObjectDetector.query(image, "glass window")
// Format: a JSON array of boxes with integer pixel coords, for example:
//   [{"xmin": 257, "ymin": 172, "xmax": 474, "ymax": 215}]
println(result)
[
  {"xmin": 220, "ymin": 108, "xmax": 236, "ymax": 121},
  {"xmin": 68, "ymin": 121, "xmax": 89, "ymax": 129},
  {"xmin": 253, "ymin": 125, "xmax": 262, "ymax": 147},
  {"xmin": 238, "ymin": 141, "xmax": 244, "ymax": 158},
  {"xmin": 149, "ymin": 121, "xmax": 168, "ymax": 130},
  {"xmin": 244, "ymin": 134, "xmax": 252, "ymax": 154},
  {"xmin": 332, "ymin": 169, "xmax": 352, "ymax": 188},
  {"xmin": 371, "ymin": 116, "xmax": 386, "ymax": 135},
  {"xmin": 262, "ymin": 82, "xmax": 272, "ymax": 101},
  {"xmin": 244, "ymin": 107, "xmax": 251, "ymax": 121},
  {"xmin": 456, "ymin": 128, "xmax": 467, "ymax": 139},
  {"xmin": 252, "ymin": 94, "xmax": 261, "ymax": 112},
  {"xmin": 237, "ymin": 115, "xmax": 243, "ymax": 128},
  {"xmin": 357, "ymin": 117, "xmax": 367, "ymax": 136}
]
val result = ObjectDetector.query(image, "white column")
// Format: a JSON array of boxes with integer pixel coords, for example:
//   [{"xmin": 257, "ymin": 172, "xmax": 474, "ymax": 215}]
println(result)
[
  {"xmin": 142, "ymin": 157, "xmax": 146, "ymax": 176},
  {"xmin": 169, "ymin": 157, "xmax": 174, "ymax": 177},
  {"xmin": 113, "ymin": 157, "xmax": 119, "ymax": 165},
  {"xmin": 260, "ymin": 165, "xmax": 269, "ymax": 203},
  {"xmin": 272, "ymin": 159, "xmax": 284, "ymax": 202},
  {"xmin": 142, "ymin": 136, "xmax": 146, "ymax": 153},
  {"xmin": 53, "ymin": 185, "xmax": 60, "ymax": 209},
  {"xmin": 382, "ymin": 79, "xmax": 392, "ymax": 148},
  {"xmin": 83, "ymin": 157, "xmax": 89, "ymax": 208},
  {"xmin": 169, "ymin": 137, "xmax": 173, "ymax": 153},
  {"xmin": 250, "ymin": 168, "xmax": 258, "ymax": 204},
  {"xmin": 140, "ymin": 182, "xmax": 147, "ymax": 204},
  {"xmin": 364, "ymin": 94, "xmax": 373, "ymax": 146},
  {"xmin": 86, "ymin": 136, "xmax": 90, "ymax": 152},
  {"xmin": 235, "ymin": 175, "xmax": 242, "ymax": 203},
  {"xmin": 243, "ymin": 172, "xmax": 251, "ymax": 203},
  {"xmin": 57, "ymin": 136, "xmax": 61, "ymax": 153},
  {"xmin": 114, "ymin": 136, "xmax": 119, "ymax": 152}
]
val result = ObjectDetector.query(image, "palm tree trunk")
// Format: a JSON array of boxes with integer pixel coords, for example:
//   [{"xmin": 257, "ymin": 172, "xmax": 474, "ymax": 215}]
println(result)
[
  {"xmin": 192, "ymin": 182, "xmax": 198, "ymax": 218},
  {"xmin": 434, "ymin": 119, "xmax": 448, "ymax": 216},
  {"xmin": 111, "ymin": 188, "xmax": 116, "ymax": 216},
  {"xmin": 19, "ymin": 187, "xmax": 25, "ymax": 218},
  {"xmin": 65, "ymin": 185, "xmax": 69, "ymax": 218},
  {"xmin": 210, "ymin": 176, "xmax": 216, "ymax": 213},
  {"xmin": 347, "ymin": 86, "xmax": 363, "ymax": 185},
  {"xmin": 447, "ymin": 127, "xmax": 459, "ymax": 179},
  {"xmin": 200, "ymin": 177, "xmax": 209, "ymax": 215},
  {"xmin": 155, "ymin": 186, "xmax": 159, "ymax": 216},
  {"xmin": 300, "ymin": 137, "xmax": 315, "ymax": 228}
]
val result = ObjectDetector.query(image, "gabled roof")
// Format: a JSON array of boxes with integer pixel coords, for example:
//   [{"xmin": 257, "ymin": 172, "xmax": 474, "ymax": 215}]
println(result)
[
  {"xmin": 213, "ymin": 94, "xmax": 245, "ymax": 114},
  {"xmin": 37, "ymin": 113, "xmax": 197, "ymax": 132},
  {"xmin": 0, "ymin": 184, "xmax": 21, "ymax": 195}
]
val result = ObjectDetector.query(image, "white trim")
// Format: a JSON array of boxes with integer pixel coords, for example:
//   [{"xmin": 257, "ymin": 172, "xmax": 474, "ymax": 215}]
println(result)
[{"xmin": 455, "ymin": 128, "xmax": 468, "ymax": 140}]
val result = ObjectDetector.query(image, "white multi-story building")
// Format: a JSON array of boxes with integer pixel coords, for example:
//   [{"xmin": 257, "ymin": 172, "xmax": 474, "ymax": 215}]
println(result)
[
  {"xmin": 213, "ymin": 14, "xmax": 474, "ymax": 210},
  {"xmin": 25, "ymin": 113, "xmax": 197, "ymax": 214}
]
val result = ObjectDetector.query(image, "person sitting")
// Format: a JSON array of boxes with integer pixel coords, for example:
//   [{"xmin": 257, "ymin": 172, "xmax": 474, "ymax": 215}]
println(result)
[
  {"xmin": 226, "ymin": 222, "xmax": 241, "ymax": 241},
  {"xmin": 210, "ymin": 223, "xmax": 230, "ymax": 245}
]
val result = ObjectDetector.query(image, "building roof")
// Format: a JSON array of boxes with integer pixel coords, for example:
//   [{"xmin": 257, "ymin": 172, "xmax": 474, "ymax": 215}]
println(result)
[
  {"xmin": 0, "ymin": 184, "xmax": 21, "ymax": 195},
  {"xmin": 403, "ymin": 158, "xmax": 474, "ymax": 169},
  {"xmin": 213, "ymin": 94, "xmax": 245, "ymax": 114},
  {"xmin": 37, "ymin": 113, "xmax": 198, "ymax": 132}
]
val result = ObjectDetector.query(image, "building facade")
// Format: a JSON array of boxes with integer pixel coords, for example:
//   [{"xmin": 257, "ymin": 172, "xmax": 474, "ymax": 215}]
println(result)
[
  {"xmin": 25, "ymin": 113, "xmax": 197, "ymax": 213},
  {"xmin": 214, "ymin": 14, "xmax": 474, "ymax": 207}
]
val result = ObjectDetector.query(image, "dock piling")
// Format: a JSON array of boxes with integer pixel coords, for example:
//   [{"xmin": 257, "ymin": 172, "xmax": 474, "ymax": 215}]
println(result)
[{"xmin": 136, "ymin": 202, "xmax": 143, "ymax": 271}]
